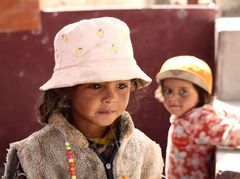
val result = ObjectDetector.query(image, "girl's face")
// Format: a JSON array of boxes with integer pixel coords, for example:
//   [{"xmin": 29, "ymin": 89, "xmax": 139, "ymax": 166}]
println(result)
[
  {"xmin": 162, "ymin": 78, "xmax": 199, "ymax": 118},
  {"xmin": 70, "ymin": 80, "xmax": 131, "ymax": 137}
]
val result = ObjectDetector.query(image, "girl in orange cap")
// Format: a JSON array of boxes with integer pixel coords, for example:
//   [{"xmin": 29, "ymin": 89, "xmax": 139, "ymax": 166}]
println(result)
[{"xmin": 155, "ymin": 55, "xmax": 240, "ymax": 179}]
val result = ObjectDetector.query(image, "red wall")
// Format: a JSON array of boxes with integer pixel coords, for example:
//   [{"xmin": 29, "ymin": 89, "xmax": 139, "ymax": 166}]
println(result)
[{"xmin": 0, "ymin": 6, "xmax": 219, "ymax": 173}]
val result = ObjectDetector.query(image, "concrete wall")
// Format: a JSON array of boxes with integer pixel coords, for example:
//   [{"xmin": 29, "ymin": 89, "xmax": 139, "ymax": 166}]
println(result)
[
  {"xmin": 215, "ymin": 18, "xmax": 240, "ymax": 106},
  {"xmin": 0, "ymin": 7, "xmax": 219, "ymax": 173}
]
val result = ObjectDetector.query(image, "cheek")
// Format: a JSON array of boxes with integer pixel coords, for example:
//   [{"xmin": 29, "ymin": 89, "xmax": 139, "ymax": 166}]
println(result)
[
  {"xmin": 71, "ymin": 92, "xmax": 94, "ymax": 109},
  {"xmin": 71, "ymin": 97, "xmax": 85, "ymax": 111},
  {"xmin": 191, "ymin": 93, "xmax": 200, "ymax": 107},
  {"xmin": 163, "ymin": 101, "xmax": 168, "ymax": 109},
  {"xmin": 121, "ymin": 92, "xmax": 130, "ymax": 107},
  {"xmin": 163, "ymin": 99, "xmax": 170, "ymax": 108},
  {"xmin": 185, "ymin": 95, "xmax": 199, "ymax": 110}
]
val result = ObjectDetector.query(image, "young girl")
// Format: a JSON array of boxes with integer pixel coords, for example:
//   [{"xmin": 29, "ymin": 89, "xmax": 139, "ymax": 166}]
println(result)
[
  {"xmin": 2, "ymin": 17, "xmax": 164, "ymax": 179},
  {"xmin": 155, "ymin": 55, "xmax": 240, "ymax": 179}
]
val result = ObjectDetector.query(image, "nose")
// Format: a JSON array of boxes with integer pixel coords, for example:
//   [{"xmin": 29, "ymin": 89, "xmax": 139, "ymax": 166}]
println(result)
[
  {"xmin": 168, "ymin": 92, "xmax": 179, "ymax": 102},
  {"xmin": 102, "ymin": 87, "xmax": 117, "ymax": 104}
]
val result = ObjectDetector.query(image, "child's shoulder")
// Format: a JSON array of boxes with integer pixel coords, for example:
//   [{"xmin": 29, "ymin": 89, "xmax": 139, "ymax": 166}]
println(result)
[
  {"xmin": 9, "ymin": 124, "xmax": 56, "ymax": 152},
  {"xmin": 188, "ymin": 104, "xmax": 214, "ymax": 116},
  {"xmin": 4, "ymin": 124, "xmax": 62, "ymax": 177},
  {"xmin": 132, "ymin": 128, "xmax": 160, "ymax": 148},
  {"xmin": 183, "ymin": 105, "xmax": 217, "ymax": 121},
  {"xmin": 188, "ymin": 100, "xmax": 240, "ymax": 122},
  {"xmin": 193, "ymin": 99, "xmax": 240, "ymax": 117},
  {"xmin": 131, "ymin": 129, "xmax": 163, "ymax": 161},
  {"xmin": 121, "ymin": 111, "xmax": 159, "ymax": 145},
  {"xmin": 133, "ymin": 128, "xmax": 153, "ymax": 141}
]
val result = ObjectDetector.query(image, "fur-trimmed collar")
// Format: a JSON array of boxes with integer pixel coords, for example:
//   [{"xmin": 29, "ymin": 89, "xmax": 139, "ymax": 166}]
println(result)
[{"xmin": 48, "ymin": 111, "xmax": 135, "ymax": 148}]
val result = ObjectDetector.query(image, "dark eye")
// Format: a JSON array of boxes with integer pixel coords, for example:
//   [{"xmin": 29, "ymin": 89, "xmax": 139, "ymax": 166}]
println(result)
[
  {"xmin": 89, "ymin": 83, "xmax": 102, "ymax": 89},
  {"xmin": 117, "ymin": 83, "xmax": 128, "ymax": 89},
  {"xmin": 179, "ymin": 88, "xmax": 188, "ymax": 96},
  {"xmin": 162, "ymin": 88, "xmax": 172, "ymax": 96}
]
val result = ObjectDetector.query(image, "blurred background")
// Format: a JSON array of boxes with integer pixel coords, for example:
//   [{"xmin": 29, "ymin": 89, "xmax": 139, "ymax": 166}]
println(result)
[{"xmin": 1, "ymin": 0, "xmax": 240, "ymax": 177}]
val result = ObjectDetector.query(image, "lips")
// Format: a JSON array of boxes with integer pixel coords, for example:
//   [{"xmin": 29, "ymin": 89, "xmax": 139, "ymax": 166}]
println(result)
[
  {"xmin": 168, "ymin": 105, "xmax": 181, "ymax": 115},
  {"xmin": 99, "ymin": 111, "xmax": 113, "ymax": 113},
  {"xmin": 98, "ymin": 110, "xmax": 115, "ymax": 114},
  {"xmin": 169, "ymin": 105, "xmax": 181, "ymax": 109}
]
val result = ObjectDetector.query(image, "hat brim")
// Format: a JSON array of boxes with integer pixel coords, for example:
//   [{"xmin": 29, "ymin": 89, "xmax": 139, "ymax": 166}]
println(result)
[
  {"xmin": 40, "ymin": 58, "xmax": 151, "ymax": 91},
  {"xmin": 156, "ymin": 70, "xmax": 211, "ymax": 94}
]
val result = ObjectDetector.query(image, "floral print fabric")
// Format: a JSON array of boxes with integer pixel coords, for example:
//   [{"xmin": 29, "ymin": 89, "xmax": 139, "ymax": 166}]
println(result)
[{"xmin": 165, "ymin": 104, "xmax": 240, "ymax": 179}]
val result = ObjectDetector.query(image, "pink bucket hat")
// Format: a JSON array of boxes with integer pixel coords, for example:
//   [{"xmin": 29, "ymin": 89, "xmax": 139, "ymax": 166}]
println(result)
[{"xmin": 40, "ymin": 17, "xmax": 151, "ymax": 91}]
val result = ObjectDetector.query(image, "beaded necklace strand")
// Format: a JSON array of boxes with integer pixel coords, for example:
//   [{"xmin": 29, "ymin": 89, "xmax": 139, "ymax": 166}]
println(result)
[
  {"xmin": 65, "ymin": 141, "xmax": 76, "ymax": 179},
  {"xmin": 65, "ymin": 140, "xmax": 127, "ymax": 179}
]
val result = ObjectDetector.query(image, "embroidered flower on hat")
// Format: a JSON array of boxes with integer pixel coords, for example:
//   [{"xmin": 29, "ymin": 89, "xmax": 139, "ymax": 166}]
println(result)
[
  {"xmin": 111, "ymin": 44, "xmax": 118, "ymax": 53},
  {"xmin": 39, "ymin": 17, "xmax": 152, "ymax": 91},
  {"xmin": 96, "ymin": 29, "xmax": 104, "ymax": 37},
  {"xmin": 61, "ymin": 34, "xmax": 68, "ymax": 42},
  {"xmin": 74, "ymin": 48, "xmax": 83, "ymax": 57}
]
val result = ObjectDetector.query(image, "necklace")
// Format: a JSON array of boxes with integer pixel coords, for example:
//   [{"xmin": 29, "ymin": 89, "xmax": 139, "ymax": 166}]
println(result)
[
  {"xmin": 65, "ymin": 141, "xmax": 76, "ymax": 179},
  {"xmin": 65, "ymin": 140, "xmax": 127, "ymax": 179}
]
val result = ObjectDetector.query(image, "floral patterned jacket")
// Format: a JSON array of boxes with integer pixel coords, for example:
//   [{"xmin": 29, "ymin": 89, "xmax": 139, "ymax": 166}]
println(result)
[{"xmin": 165, "ymin": 104, "xmax": 240, "ymax": 179}]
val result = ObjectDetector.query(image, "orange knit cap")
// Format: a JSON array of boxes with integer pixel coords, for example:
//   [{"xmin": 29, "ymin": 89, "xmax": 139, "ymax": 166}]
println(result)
[{"xmin": 156, "ymin": 55, "xmax": 213, "ymax": 94}]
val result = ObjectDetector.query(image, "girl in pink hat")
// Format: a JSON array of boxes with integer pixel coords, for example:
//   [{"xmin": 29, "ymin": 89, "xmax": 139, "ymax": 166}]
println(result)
[
  {"xmin": 3, "ymin": 17, "xmax": 164, "ymax": 179},
  {"xmin": 155, "ymin": 55, "xmax": 240, "ymax": 179}
]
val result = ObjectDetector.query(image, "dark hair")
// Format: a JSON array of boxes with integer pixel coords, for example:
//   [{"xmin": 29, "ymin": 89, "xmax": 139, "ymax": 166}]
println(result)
[
  {"xmin": 193, "ymin": 84, "xmax": 213, "ymax": 107},
  {"xmin": 38, "ymin": 79, "xmax": 144, "ymax": 124},
  {"xmin": 38, "ymin": 88, "xmax": 72, "ymax": 124},
  {"xmin": 128, "ymin": 81, "xmax": 148, "ymax": 114}
]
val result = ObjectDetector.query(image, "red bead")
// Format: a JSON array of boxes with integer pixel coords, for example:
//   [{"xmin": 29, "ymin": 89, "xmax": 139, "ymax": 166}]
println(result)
[
  {"xmin": 65, "ymin": 141, "xmax": 77, "ymax": 178},
  {"xmin": 70, "ymin": 171, "xmax": 75, "ymax": 175}
]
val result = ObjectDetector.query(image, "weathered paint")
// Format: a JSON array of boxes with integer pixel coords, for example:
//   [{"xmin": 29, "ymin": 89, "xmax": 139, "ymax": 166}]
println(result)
[{"xmin": 0, "ymin": 0, "xmax": 41, "ymax": 33}]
